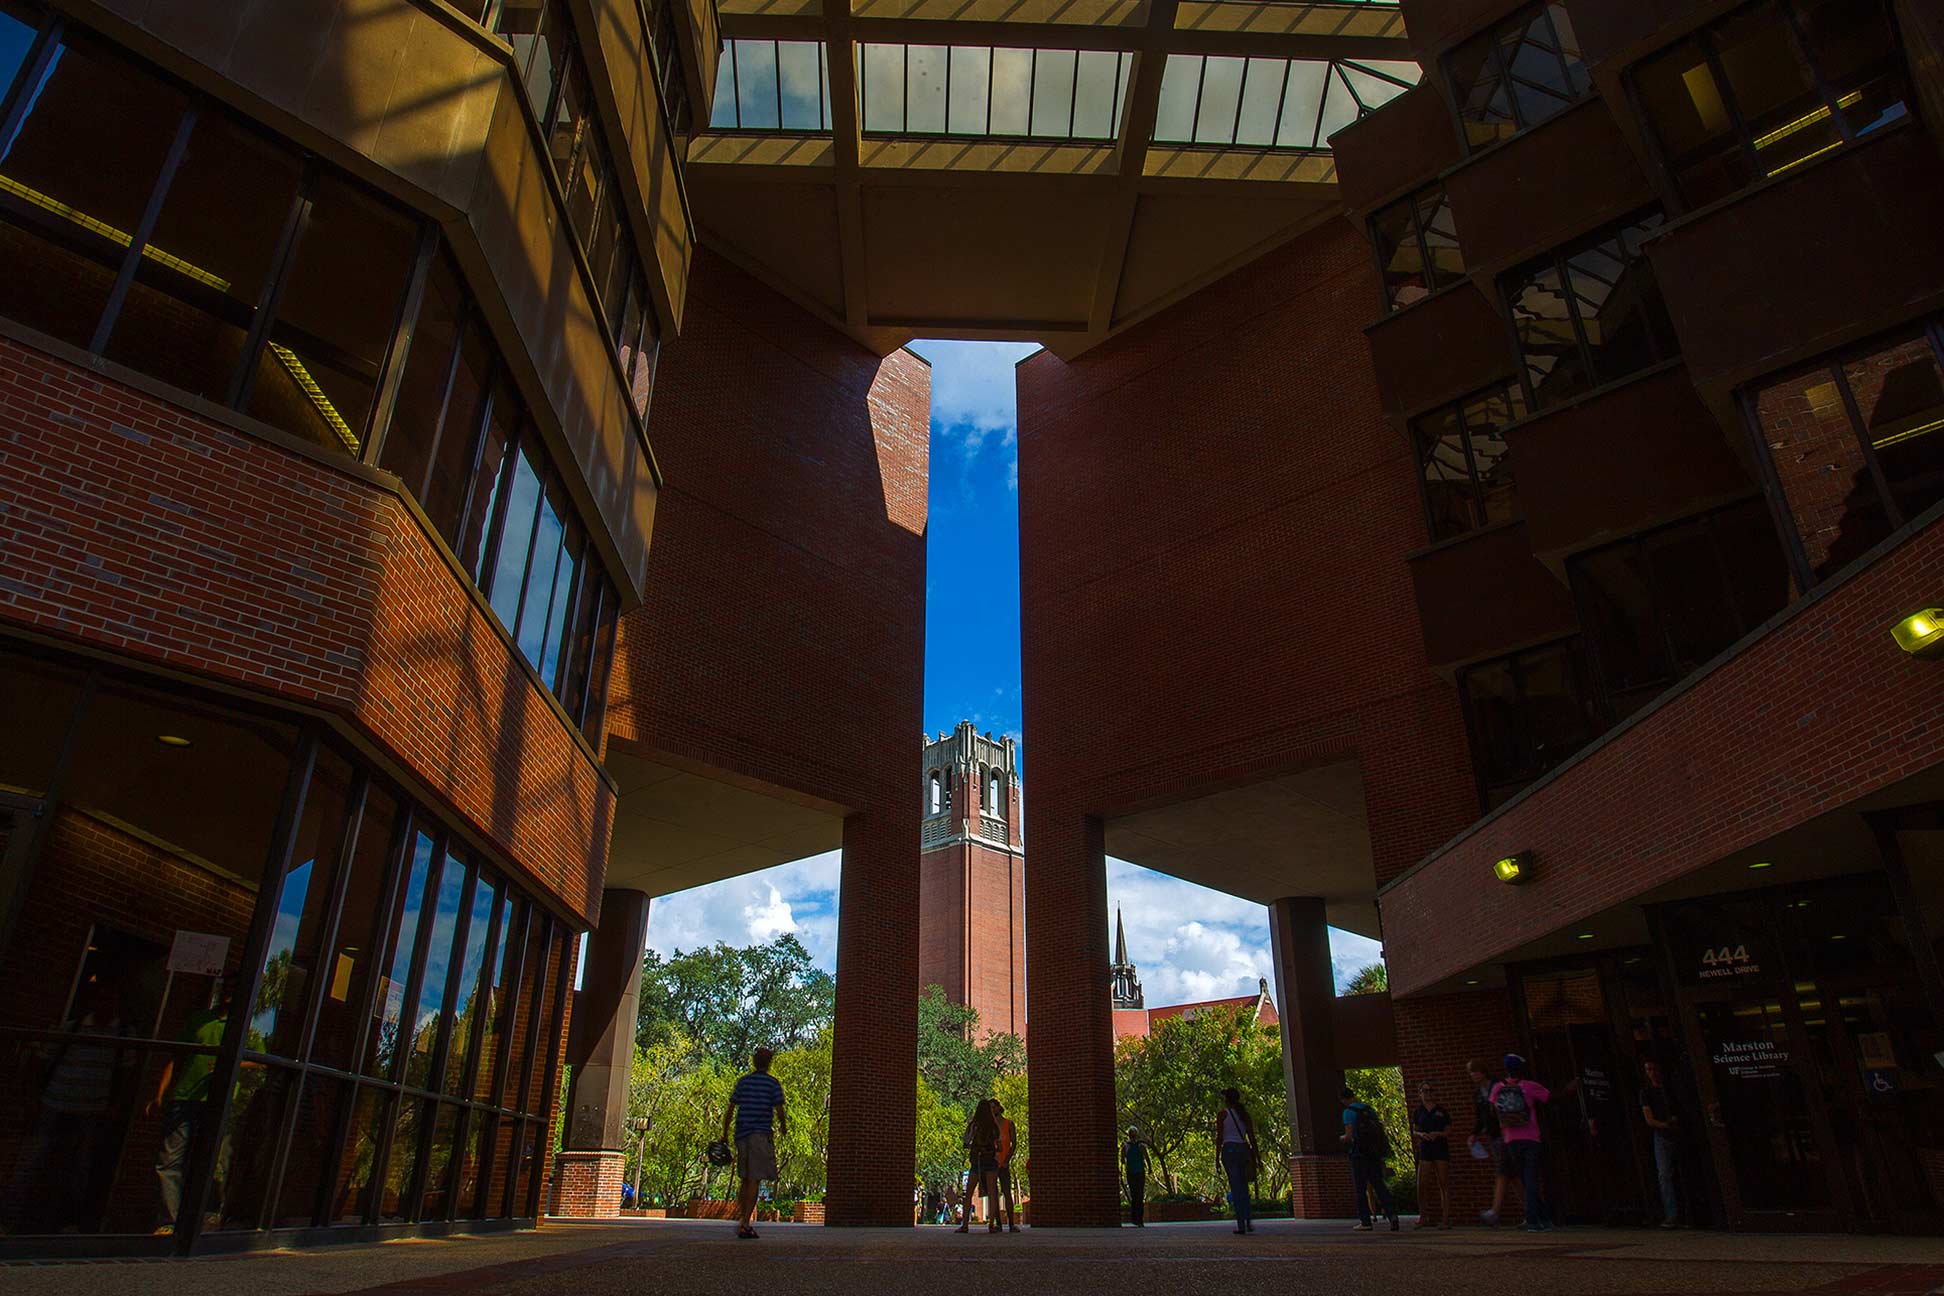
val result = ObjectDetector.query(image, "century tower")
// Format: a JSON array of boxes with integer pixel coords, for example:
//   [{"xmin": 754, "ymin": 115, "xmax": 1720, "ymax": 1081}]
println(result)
[{"xmin": 918, "ymin": 722, "xmax": 1025, "ymax": 1039}]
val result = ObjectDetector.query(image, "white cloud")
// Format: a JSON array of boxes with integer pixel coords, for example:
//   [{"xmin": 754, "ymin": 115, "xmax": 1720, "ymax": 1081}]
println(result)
[
  {"xmin": 646, "ymin": 849, "xmax": 842, "ymax": 971},
  {"xmin": 1106, "ymin": 858, "xmax": 1388, "ymax": 1000},
  {"xmin": 908, "ymin": 339, "xmax": 1040, "ymax": 434}
]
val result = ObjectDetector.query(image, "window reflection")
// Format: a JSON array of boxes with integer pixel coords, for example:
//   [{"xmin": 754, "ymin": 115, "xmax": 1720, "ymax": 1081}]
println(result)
[
  {"xmin": 711, "ymin": 39, "xmax": 831, "ymax": 131},
  {"xmin": 1410, "ymin": 382, "xmax": 1525, "ymax": 541},
  {"xmin": 1504, "ymin": 210, "xmax": 1677, "ymax": 408},
  {"xmin": 1154, "ymin": 55, "xmax": 1418, "ymax": 148},
  {"xmin": 1446, "ymin": 2, "xmax": 1587, "ymax": 152},
  {"xmin": 1371, "ymin": 184, "xmax": 1464, "ymax": 311},
  {"xmin": 1458, "ymin": 639, "xmax": 1604, "ymax": 808},
  {"xmin": 1633, "ymin": 0, "xmax": 1909, "ymax": 208}
]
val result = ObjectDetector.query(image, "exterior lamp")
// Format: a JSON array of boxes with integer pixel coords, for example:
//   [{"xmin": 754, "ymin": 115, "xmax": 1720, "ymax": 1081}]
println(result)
[
  {"xmin": 1891, "ymin": 607, "xmax": 1944, "ymax": 659},
  {"xmin": 156, "ymin": 734, "xmax": 192, "ymax": 748},
  {"xmin": 1493, "ymin": 853, "xmax": 1532, "ymax": 885}
]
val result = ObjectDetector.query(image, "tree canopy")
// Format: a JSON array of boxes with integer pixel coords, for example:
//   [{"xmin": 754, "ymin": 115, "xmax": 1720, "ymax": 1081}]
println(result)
[
  {"xmin": 636, "ymin": 933, "xmax": 835, "ymax": 1066},
  {"xmin": 916, "ymin": 984, "xmax": 1024, "ymax": 1111},
  {"xmin": 1344, "ymin": 960, "xmax": 1388, "ymax": 996}
]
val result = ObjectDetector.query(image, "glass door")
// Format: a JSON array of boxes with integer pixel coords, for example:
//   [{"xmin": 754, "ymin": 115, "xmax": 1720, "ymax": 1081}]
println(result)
[{"xmin": 1658, "ymin": 895, "xmax": 1850, "ymax": 1231}]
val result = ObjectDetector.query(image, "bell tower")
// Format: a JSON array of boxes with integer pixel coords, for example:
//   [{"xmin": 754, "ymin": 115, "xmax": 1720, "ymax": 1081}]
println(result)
[
  {"xmin": 918, "ymin": 722, "xmax": 1025, "ymax": 1039},
  {"xmin": 1110, "ymin": 909, "xmax": 1144, "ymax": 1009}
]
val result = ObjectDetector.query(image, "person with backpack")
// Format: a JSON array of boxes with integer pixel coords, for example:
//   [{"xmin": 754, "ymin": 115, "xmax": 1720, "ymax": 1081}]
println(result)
[
  {"xmin": 1489, "ymin": 1053, "xmax": 1554, "ymax": 1232},
  {"xmin": 1339, "ymin": 1086, "xmax": 1399, "ymax": 1232},
  {"xmin": 1467, "ymin": 1058, "xmax": 1515, "ymax": 1225},
  {"xmin": 1213, "ymin": 1088, "xmax": 1260, "ymax": 1234}
]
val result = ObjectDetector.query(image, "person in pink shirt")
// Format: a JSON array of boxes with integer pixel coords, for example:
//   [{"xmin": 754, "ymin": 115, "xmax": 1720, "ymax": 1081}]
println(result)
[{"xmin": 1487, "ymin": 1054, "xmax": 1553, "ymax": 1232}]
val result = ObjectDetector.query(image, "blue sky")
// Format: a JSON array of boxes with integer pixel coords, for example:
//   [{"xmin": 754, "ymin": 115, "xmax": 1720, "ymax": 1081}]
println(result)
[{"xmin": 644, "ymin": 341, "xmax": 1383, "ymax": 998}]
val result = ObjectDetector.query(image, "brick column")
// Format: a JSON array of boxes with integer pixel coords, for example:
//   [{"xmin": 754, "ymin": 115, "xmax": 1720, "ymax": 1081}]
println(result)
[
  {"xmin": 827, "ymin": 807, "xmax": 920, "ymax": 1225},
  {"xmin": 1268, "ymin": 895, "xmax": 1352, "ymax": 1215},
  {"xmin": 557, "ymin": 888, "xmax": 652, "ymax": 1216},
  {"xmin": 1023, "ymin": 808, "xmax": 1120, "ymax": 1226}
]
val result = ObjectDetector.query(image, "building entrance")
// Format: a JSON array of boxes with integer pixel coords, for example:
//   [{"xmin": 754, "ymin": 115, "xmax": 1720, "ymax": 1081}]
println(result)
[{"xmin": 1656, "ymin": 874, "xmax": 1944, "ymax": 1233}]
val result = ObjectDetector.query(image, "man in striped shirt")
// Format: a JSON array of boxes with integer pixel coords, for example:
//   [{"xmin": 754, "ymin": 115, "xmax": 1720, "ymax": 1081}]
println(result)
[{"xmin": 720, "ymin": 1047, "xmax": 788, "ymax": 1239}]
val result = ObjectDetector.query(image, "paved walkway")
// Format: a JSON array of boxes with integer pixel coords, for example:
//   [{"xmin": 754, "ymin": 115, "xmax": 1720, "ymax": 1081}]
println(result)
[{"xmin": 5, "ymin": 1219, "xmax": 1942, "ymax": 1296}]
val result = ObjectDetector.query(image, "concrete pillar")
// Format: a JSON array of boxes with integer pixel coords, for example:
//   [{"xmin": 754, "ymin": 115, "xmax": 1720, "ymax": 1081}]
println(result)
[
  {"xmin": 826, "ymin": 808, "xmax": 920, "ymax": 1225},
  {"xmin": 1268, "ymin": 896, "xmax": 1352, "ymax": 1217},
  {"xmin": 557, "ymin": 887, "xmax": 652, "ymax": 1216},
  {"xmin": 1023, "ymin": 808, "xmax": 1121, "ymax": 1226}
]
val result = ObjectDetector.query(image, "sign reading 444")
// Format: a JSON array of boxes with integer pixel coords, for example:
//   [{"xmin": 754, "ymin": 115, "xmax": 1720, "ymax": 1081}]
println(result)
[{"xmin": 1698, "ymin": 944, "xmax": 1761, "ymax": 980}]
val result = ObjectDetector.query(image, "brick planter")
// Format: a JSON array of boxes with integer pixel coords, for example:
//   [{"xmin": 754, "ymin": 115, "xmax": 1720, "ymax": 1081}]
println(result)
[
  {"xmin": 793, "ymin": 1202, "xmax": 826, "ymax": 1223},
  {"xmin": 672, "ymin": 1199, "xmax": 740, "ymax": 1220},
  {"xmin": 1144, "ymin": 1201, "xmax": 1216, "ymax": 1222}
]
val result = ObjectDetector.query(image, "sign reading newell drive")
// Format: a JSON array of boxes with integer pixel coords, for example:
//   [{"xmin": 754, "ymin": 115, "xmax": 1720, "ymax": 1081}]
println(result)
[{"xmin": 167, "ymin": 930, "xmax": 230, "ymax": 977}]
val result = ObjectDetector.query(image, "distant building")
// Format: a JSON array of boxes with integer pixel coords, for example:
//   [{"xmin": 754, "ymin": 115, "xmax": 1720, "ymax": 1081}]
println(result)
[
  {"xmin": 1108, "ymin": 909, "xmax": 1278, "ymax": 1041},
  {"xmin": 919, "ymin": 722, "xmax": 1025, "ymax": 1039}
]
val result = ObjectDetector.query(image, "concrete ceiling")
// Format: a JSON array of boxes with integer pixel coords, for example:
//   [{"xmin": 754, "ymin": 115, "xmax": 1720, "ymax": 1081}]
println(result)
[
  {"xmin": 604, "ymin": 749, "xmax": 847, "ymax": 899},
  {"xmin": 1104, "ymin": 760, "xmax": 1380, "ymax": 936},
  {"xmin": 684, "ymin": 0, "xmax": 1412, "ymax": 357}
]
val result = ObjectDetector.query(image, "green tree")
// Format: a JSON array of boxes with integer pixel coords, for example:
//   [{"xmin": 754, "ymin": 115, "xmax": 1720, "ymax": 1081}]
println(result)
[
  {"xmin": 1344, "ymin": 961, "xmax": 1388, "ymax": 996},
  {"xmin": 770, "ymin": 1025, "xmax": 833, "ymax": 1199},
  {"xmin": 916, "ymin": 984, "xmax": 1024, "ymax": 1111},
  {"xmin": 915, "ymin": 1075, "xmax": 968, "ymax": 1200},
  {"xmin": 624, "ymin": 1031, "xmax": 736, "ymax": 1205},
  {"xmin": 1115, "ymin": 1003, "xmax": 1262, "ymax": 1198},
  {"xmin": 637, "ymin": 934, "xmax": 835, "ymax": 1065}
]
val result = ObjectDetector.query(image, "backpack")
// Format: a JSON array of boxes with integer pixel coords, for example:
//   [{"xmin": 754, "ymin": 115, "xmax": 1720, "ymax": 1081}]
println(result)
[
  {"xmin": 1493, "ymin": 1082, "xmax": 1531, "ymax": 1122},
  {"xmin": 1350, "ymin": 1103, "xmax": 1390, "ymax": 1159}
]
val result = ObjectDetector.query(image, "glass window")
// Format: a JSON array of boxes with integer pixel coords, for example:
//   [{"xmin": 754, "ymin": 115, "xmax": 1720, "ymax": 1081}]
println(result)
[
  {"xmin": 1751, "ymin": 324, "xmax": 1944, "ymax": 580},
  {"xmin": 1634, "ymin": 0, "xmax": 1909, "ymax": 208},
  {"xmin": 0, "ymin": 1, "xmax": 38, "ymax": 96},
  {"xmin": 1458, "ymin": 639, "xmax": 1603, "ymax": 808},
  {"xmin": 380, "ymin": 250, "xmax": 468, "ymax": 504},
  {"xmin": 378, "ymin": 1095, "xmax": 422, "ymax": 1222},
  {"xmin": 244, "ymin": 175, "xmax": 417, "ymax": 456},
  {"xmin": 1409, "ymin": 382, "xmax": 1525, "ymax": 541},
  {"xmin": 714, "ymin": 39, "xmax": 831, "ymax": 131},
  {"xmin": 1371, "ymin": 185, "xmax": 1464, "ymax": 311},
  {"xmin": 474, "ymin": 900, "xmax": 528, "ymax": 1103},
  {"xmin": 853, "ymin": 43, "xmax": 1133, "ymax": 141},
  {"xmin": 332, "ymin": 1085, "xmax": 388, "ymax": 1224},
  {"xmin": 0, "ymin": 645, "xmax": 86, "ymax": 799},
  {"xmin": 416, "ymin": 1103, "xmax": 462, "ymax": 1221},
  {"xmin": 1155, "ymin": 55, "xmax": 1417, "ymax": 148},
  {"xmin": 211, "ymin": 1063, "xmax": 296, "ymax": 1231},
  {"xmin": 446, "ymin": 875, "xmax": 499, "ymax": 1094},
  {"xmin": 1569, "ymin": 499, "xmax": 1791, "ymax": 718},
  {"xmin": 100, "ymin": 114, "xmax": 303, "ymax": 401},
  {"xmin": 274, "ymin": 1074, "xmax": 351, "ymax": 1228},
  {"xmin": 247, "ymin": 747, "xmax": 355, "ymax": 1059},
  {"xmin": 0, "ymin": 30, "xmax": 192, "ymax": 350},
  {"xmin": 515, "ymin": 475, "xmax": 569, "ymax": 667},
  {"xmin": 500, "ymin": 0, "xmax": 567, "ymax": 126},
  {"xmin": 309, "ymin": 782, "xmax": 401, "ymax": 1072},
  {"xmin": 401, "ymin": 847, "xmax": 467, "ymax": 1090},
  {"xmin": 365, "ymin": 829, "xmax": 436, "ymax": 1080},
  {"xmin": 540, "ymin": 525, "xmax": 583, "ymax": 690},
  {"xmin": 1447, "ymin": 3, "xmax": 1588, "ymax": 153},
  {"xmin": 488, "ymin": 439, "xmax": 545, "ymax": 632},
  {"xmin": 1504, "ymin": 210, "xmax": 1676, "ymax": 409},
  {"xmin": 462, "ymin": 374, "xmax": 519, "ymax": 583}
]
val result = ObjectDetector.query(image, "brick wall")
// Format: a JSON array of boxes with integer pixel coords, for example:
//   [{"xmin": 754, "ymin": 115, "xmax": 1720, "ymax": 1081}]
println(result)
[
  {"xmin": 1016, "ymin": 219, "xmax": 1482, "ymax": 1224},
  {"xmin": 0, "ymin": 336, "xmax": 612, "ymax": 924},
  {"xmin": 917, "ymin": 832, "xmax": 1026, "ymax": 1041},
  {"xmin": 607, "ymin": 250, "xmax": 929, "ymax": 1226},
  {"xmin": 1393, "ymin": 989, "xmax": 1520, "ymax": 1224},
  {"xmin": 1381, "ymin": 510, "xmax": 1944, "ymax": 996}
]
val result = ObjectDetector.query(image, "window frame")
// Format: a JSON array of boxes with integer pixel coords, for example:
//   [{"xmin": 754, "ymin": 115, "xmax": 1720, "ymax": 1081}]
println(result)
[
  {"xmin": 1454, "ymin": 635, "xmax": 1603, "ymax": 811},
  {"xmin": 1626, "ymin": 0, "xmax": 1914, "ymax": 213},
  {"xmin": 1499, "ymin": 206, "xmax": 1677, "ymax": 411},
  {"xmin": 1368, "ymin": 182, "xmax": 1464, "ymax": 315},
  {"xmin": 1442, "ymin": 1, "xmax": 1592, "ymax": 156},
  {"xmin": 1407, "ymin": 380, "xmax": 1526, "ymax": 543},
  {"xmin": 1740, "ymin": 314, "xmax": 1944, "ymax": 586}
]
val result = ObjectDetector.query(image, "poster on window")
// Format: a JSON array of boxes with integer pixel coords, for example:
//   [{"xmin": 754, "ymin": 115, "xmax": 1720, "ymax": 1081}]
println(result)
[{"xmin": 167, "ymin": 930, "xmax": 229, "ymax": 977}]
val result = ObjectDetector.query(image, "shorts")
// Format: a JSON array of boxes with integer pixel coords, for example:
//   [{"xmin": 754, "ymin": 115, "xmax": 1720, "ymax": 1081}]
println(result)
[
  {"xmin": 969, "ymin": 1151, "xmax": 999, "ymax": 1175},
  {"xmin": 737, "ymin": 1130, "xmax": 778, "ymax": 1182},
  {"xmin": 1418, "ymin": 1144, "xmax": 1450, "ymax": 1163},
  {"xmin": 1494, "ymin": 1138, "xmax": 1515, "ymax": 1176}
]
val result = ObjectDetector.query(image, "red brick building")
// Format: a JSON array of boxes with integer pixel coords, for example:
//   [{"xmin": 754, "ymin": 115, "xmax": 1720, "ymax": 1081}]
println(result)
[
  {"xmin": 3, "ymin": 0, "xmax": 1942, "ymax": 1258},
  {"xmin": 919, "ymin": 722, "xmax": 1025, "ymax": 1040}
]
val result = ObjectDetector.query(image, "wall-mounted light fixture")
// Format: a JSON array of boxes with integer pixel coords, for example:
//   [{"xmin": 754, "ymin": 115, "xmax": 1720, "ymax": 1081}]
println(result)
[
  {"xmin": 1493, "ymin": 852, "xmax": 1532, "ymax": 885},
  {"xmin": 1891, "ymin": 607, "xmax": 1944, "ymax": 659}
]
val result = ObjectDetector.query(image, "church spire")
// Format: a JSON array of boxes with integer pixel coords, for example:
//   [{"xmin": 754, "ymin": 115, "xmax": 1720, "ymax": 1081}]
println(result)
[{"xmin": 1110, "ymin": 909, "xmax": 1143, "ymax": 1010}]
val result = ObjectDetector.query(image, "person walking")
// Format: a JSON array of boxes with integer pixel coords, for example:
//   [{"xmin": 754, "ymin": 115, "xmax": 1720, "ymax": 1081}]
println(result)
[
  {"xmin": 1340, "ymin": 1087, "xmax": 1399, "ymax": 1232},
  {"xmin": 1467, "ymin": 1058, "xmax": 1514, "ymax": 1226},
  {"xmin": 1639, "ymin": 1058, "xmax": 1680, "ymax": 1229},
  {"xmin": 1412, "ymin": 1082, "xmax": 1452, "ymax": 1229},
  {"xmin": 1214, "ymin": 1088, "xmax": 1259, "ymax": 1235},
  {"xmin": 1122, "ymin": 1125, "xmax": 1152, "ymax": 1227},
  {"xmin": 1489, "ymin": 1053, "xmax": 1553, "ymax": 1232},
  {"xmin": 955, "ymin": 1099, "xmax": 1002, "ymax": 1233},
  {"xmin": 720, "ymin": 1046, "xmax": 788, "ymax": 1240},
  {"xmin": 993, "ymin": 1097, "xmax": 1021, "ymax": 1232}
]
